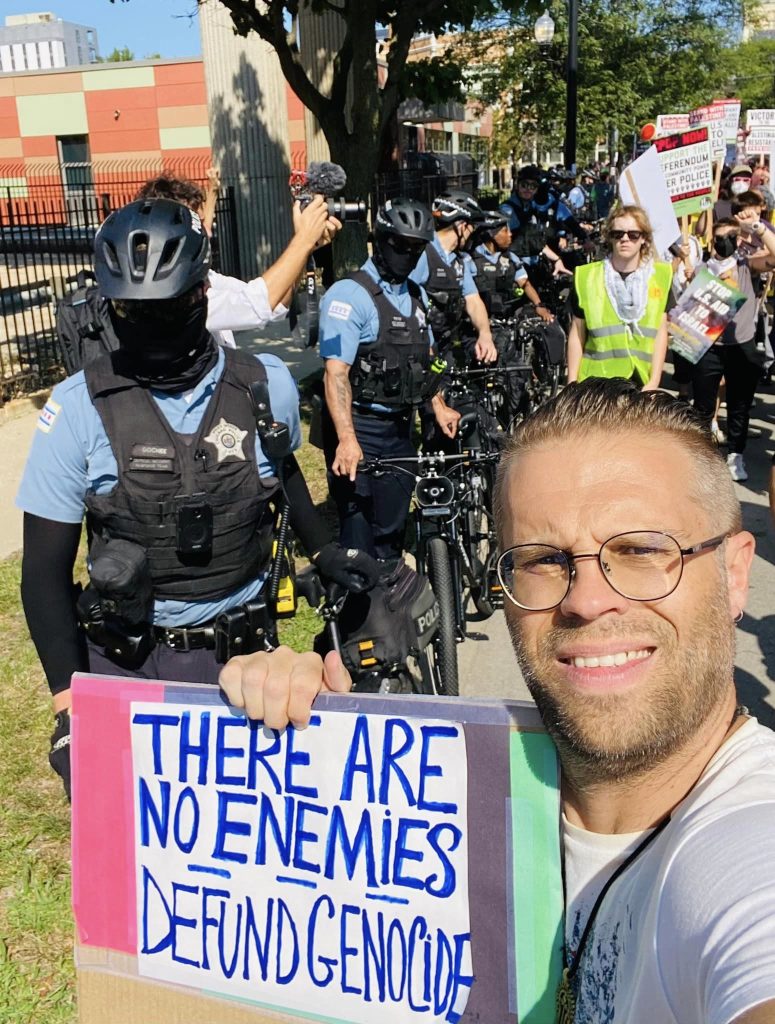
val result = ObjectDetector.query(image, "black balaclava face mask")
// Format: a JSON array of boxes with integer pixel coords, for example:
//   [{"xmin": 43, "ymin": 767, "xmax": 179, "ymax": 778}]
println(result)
[
  {"xmin": 372, "ymin": 233, "xmax": 425, "ymax": 284},
  {"xmin": 110, "ymin": 291, "xmax": 217, "ymax": 393}
]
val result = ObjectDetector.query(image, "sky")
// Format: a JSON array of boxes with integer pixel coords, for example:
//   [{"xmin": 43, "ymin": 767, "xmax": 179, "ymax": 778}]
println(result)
[{"xmin": 15, "ymin": 1, "xmax": 203, "ymax": 60}]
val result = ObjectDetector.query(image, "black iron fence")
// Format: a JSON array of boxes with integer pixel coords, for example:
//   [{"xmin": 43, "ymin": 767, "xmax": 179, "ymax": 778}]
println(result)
[
  {"xmin": 0, "ymin": 166, "xmax": 238, "ymax": 400},
  {"xmin": 0, "ymin": 158, "xmax": 483, "ymax": 399}
]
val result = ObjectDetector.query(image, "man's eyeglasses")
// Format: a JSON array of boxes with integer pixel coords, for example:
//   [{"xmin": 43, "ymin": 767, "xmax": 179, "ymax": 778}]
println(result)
[
  {"xmin": 610, "ymin": 229, "xmax": 645, "ymax": 241},
  {"xmin": 496, "ymin": 531, "xmax": 727, "ymax": 611},
  {"xmin": 519, "ymin": 181, "xmax": 539, "ymax": 191}
]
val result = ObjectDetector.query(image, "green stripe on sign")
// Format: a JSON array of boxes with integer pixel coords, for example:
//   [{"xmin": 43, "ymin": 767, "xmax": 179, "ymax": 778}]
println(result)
[{"xmin": 510, "ymin": 729, "xmax": 563, "ymax": 1022}]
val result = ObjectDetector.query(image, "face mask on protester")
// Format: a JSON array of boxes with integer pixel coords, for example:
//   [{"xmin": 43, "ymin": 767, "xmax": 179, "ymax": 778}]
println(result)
[
  {"xmin": 372, "ymin": 234, "xmax": 425, "ymax": 283},
  {"xmin": 713, "ymin": 233, "xmax": 738, "ymax": 258},
  {"xmin": 109, "ymin": 292, "xmax": 216, "ymax": 393},
  {"xmin": 730, "ymin": 179, "xmax": 751, "ymax": 196}
]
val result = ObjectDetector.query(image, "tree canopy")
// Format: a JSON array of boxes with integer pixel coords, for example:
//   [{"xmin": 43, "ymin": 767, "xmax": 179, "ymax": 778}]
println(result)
[{"xmin": 471, "ymin": 0, "xmax": 755, "ymax": 165}]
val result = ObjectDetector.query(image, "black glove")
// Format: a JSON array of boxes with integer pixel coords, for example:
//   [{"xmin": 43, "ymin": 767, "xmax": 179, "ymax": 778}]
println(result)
[
  {"xmin": 313, "ymin": 542, "xmax": 380, "ymax": 594},
  {"xmin": 49, "ymin": 710, "xmax": 71, "ymax": 802}
]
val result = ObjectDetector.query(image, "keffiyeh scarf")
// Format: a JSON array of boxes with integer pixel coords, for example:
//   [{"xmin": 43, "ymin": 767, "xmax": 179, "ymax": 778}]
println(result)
[{"xmin": 603, "ymin": 257, "xmax": 653, "ymax": 337}]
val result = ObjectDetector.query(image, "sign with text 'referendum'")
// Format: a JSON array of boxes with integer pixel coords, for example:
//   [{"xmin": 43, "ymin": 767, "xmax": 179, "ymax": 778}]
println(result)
[
  {"xmin": 71, "ymin": 675, "xmax": 562, "ymax": 1024},
  {"xmin": 653, "ymin": 127, "xmax": 714, "ymax": 216}
]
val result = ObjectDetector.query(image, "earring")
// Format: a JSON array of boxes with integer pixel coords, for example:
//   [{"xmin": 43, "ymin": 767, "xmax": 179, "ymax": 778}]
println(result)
[{"xmin": 734, "ymin": 610, "xmax": 743, "ymax": 624}]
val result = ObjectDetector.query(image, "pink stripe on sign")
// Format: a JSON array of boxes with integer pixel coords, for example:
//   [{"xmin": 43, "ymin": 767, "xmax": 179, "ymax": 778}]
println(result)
[{"xmin": 71, "ymin": 673, "xmax": 165, "ymax": 954}]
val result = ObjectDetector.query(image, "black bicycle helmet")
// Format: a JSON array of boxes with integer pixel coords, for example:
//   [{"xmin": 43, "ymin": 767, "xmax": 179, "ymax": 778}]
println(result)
[
  {"xmin": 94, "ymin": 198, "xmax": 211, "ymax": 300},
  {"xmin": 373, "ymin": 197, "xmax": 434, "ymax": 243},
  {"xmin": 432, "ymin": 189, "xmax": 485, "ymax": 228},
  {"xmin": 470, "ymin": 213, "xmax": 509, "ymax": 248}
]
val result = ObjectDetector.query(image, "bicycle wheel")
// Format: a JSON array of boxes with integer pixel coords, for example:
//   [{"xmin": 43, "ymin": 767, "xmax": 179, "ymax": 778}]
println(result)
[
  {"xmin": 426, "ymin": 536, "xmax": 459, "ymax": 697},
  {"xmin": 467, "ymin": 502, "xmax": 498, "ymax": 618}
]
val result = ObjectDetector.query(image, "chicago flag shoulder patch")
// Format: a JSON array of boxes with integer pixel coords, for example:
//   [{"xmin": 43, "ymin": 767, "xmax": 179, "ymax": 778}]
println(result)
[{"xmin": 37, "ymin": 399, "xmax": 61, "ymax": 434}]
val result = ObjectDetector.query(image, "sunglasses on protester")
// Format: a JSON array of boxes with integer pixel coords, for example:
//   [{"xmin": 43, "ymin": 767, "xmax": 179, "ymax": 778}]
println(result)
[
  {"xmin": 519, "ymin": 181, "xmax": 540, "ymax": 190},
  {"xmin": 609, "ymin": 229, "xmax": 645, "ymax": 241}
]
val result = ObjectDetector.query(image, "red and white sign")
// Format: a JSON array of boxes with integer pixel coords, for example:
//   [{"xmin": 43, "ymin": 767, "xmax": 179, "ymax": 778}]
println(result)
[
  {"xmin": 689, "ymin": 105, "xmax": 726, "ymax": 159},
  {"xmin": 656, "ymin": 113, "xmax": 690, "ymax": 136},
  {"xmin": 712, "ymin": 98, "xmax": 741, "ymax": 144}
]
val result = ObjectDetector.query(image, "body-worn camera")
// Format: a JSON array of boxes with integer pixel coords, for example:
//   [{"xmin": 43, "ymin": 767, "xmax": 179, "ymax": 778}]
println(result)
[{"xmin": 175, "ymin": 495, "xmax": 213, "ymax": 558}]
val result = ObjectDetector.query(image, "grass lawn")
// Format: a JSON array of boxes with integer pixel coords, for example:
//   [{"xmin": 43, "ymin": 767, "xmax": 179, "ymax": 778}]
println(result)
[{"xmin": 0, "ymin": 433, "xmax": 328, "ymax": 1023}]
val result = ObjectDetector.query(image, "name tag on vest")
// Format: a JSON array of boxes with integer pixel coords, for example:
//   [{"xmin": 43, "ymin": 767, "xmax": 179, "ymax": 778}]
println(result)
[{"xmin": 130, "ymin": 443, "xmax": 174, "ymax": 473}]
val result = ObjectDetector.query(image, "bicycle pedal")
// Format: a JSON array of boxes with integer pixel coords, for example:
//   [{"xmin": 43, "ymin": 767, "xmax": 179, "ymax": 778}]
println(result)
[{"xmin": 465, "ymin": 631, "xmax": 488, "ymax": 641}]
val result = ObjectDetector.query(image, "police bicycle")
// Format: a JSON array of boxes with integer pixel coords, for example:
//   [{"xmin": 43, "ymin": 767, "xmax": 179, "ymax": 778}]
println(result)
[{"xmin": 358, "ymin": 429, "xmax": 501, "ymax": 698}]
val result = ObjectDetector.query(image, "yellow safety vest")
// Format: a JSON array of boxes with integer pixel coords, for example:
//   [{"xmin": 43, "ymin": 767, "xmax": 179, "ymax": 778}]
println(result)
[{"xmin": 575, "ymin": 260, "xmax": 672, "ymax": 384}]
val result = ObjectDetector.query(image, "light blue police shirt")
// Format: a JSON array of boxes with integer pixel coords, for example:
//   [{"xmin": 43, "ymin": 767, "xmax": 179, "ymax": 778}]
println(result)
[
  {"xmin": 16, "ymin": 349, "xmax": 301, "ymax": 627},
  {"xmin": 319, "ymin": 257, "xmax": 434, "ymax": 413},
  {"xmin": 410, "ymin": 234, "xmax": 478, "ymax": 297},
  {"xmin": 472, "ymin": 244, "xmax": 529, "ymax": 286}
]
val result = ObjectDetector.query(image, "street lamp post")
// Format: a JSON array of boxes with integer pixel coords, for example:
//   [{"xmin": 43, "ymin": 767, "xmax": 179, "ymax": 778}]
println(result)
[{"xmin": 534, "ymin": 4, "xmax": 579, "ymax": 172}]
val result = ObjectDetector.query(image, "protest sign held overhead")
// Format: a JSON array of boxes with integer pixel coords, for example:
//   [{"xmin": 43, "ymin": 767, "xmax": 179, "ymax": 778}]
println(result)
[
  {"xmin": 712, "ymin": 97, "xmax": 742, "ymax": 144},
  {"xmin": 70, "ymin": 675, "xmax": 563, "ymax": 1024},
  {"xmin": 745, "ymin": 109, "xmax": 775, "ymax": 156},
  {"xmin": 668, "ymin": 267, "xmax": 747, "ymax": 364},
  {"xmin": 656, "ymin": 113, "xmax": 690, "ymax": 136},
  {"xmin": 689, "ymin": 105, "xmax": 726, "ymax": 160},
  {"xmin": 619, "ymin": 144, "xmax": 681, "ymax": 256},
  {"xmin": 653, "ymin": 127, "xmax": 714, "ymax": 216}
]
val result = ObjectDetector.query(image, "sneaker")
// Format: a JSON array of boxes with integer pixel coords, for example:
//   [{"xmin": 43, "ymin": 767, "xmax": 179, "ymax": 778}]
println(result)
[
  {"xmin": 727, "ymin": 453, "xmax": 748, "ymax": 482},
  {"xmin": 711, "ymin": 420, "xmax": 726, "ymax": 444}
]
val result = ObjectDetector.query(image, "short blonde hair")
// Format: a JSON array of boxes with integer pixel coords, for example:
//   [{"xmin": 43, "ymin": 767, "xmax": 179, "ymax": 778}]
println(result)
[
  {"xmin": 494, "ymin": 378, "xmax": 741, "ymax": 543},
  {"xmin": 603, "ymin": 203, "xmax": 656, "ymax": 263}
]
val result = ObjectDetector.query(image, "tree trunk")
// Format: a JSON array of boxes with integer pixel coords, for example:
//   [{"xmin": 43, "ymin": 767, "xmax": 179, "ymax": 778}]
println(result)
[{"xmin": 326, "ymin": 132, "xmax": 380, "ymax": 276}]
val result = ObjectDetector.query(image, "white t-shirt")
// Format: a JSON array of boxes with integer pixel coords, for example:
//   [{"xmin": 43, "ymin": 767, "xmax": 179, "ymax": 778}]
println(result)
[
  {"xmin": 564, "ymin": 718, "xmax": 775, "ymax": 1023},
  {"xmin": 206, "ymin": 270, "xmax": 288, "ymax": 348}
]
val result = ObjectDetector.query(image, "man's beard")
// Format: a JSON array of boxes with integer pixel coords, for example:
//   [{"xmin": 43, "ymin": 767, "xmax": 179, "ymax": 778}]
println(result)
[{"xmin": 505, "ymin": 587, "xmax": 735, "ymax": 784}]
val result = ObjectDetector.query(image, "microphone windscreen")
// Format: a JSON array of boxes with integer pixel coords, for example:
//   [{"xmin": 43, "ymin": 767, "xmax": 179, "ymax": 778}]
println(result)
[{"xmin": 306, "ymin": 161, "xmax": 347, "ymax": 196}]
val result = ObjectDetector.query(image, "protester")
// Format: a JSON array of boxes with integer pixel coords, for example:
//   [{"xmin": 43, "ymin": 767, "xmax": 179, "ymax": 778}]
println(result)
[
  {"xmin": 220, "ymin": 378, "xmax": 775, "ymax": 1023},
  {"xmin": 692, "ymin": 216, "xmax": 775, "ymax": 481},
  {"xmin": 135, "ymin": 174, "xmax": 340, "ymax": 348},
  {"xmin": 751, "ymin": 163, "xmax": 775, "ymax": 215},
  {"xmin": 665, "ymin": 234, "xmax": 703, "ymax": 404},
  {"xmin": 567, "ymin": 204, "xmax": 672, "ymax": 389}
]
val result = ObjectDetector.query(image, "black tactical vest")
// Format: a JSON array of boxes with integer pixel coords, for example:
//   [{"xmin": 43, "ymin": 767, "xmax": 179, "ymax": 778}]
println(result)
[
  {"xmin": 347, "ymin": 270, "xmax": 435, "ymax": 410},
  {"xmin": 423, "ymin": 242, "xmax": 466, "ymax": 346},
  {"xmin": 502, "ymin": 197, "xmax": 549, "ymax": 258},
  {"xmin": 471, "ymin": 250, "xmax": 518, "ymax": 317},
  {"xmin": 83, "ymin": 347, "xmax": 281, "ymax": 602}
]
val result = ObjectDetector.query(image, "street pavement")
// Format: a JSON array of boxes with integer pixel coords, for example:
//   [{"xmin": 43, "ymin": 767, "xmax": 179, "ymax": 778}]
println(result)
[{"xmin": 1, "ymin": 330, "xmax": 773, "ymax": 725}]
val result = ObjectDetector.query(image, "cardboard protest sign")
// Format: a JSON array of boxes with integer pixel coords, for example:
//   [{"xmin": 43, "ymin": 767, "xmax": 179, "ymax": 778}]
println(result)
[
  {"xmin": 745, "ymin": 109, "xmax": 775, "ymax": 156},
  {"xmin": 668, "ymin": 266, "xmax": 748, "ymax": 363},
  {"xmin": 712, "ymin": 98, "xmax": 741, "ymax": 144},
  {"xmin": 71, "ymin": 675, "xmax": 562, "ymax": 1024},
  {"xmin": 656, "ymin": 113, "xmax": 690, "ymax": 136},
  {"xmin": 689, "ymin": 105, "xmax": 726, "ymax": 160},
  {"xmin": 619, "ymin": 144, "xmax": 681, "ymax": 256},
  {"xmin": 653, "ymin": 128, "xmax": 714, "ymax": 217}
]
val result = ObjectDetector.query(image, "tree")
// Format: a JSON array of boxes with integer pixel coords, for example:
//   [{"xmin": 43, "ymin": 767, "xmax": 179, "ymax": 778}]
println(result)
[
  {"xmin": 473, "ymin": 0, "xmax": 748, "ymax": 167},
  {"xmin": 718, "ymin": 37, "xmax": 775, "ymax": 111},
  {"xmin": 96, "ymin": 46, "xmax": 136, "ymax": 62},
  {"xmin": 110, "ymin": 0, "xmax": 530, "ymax": 266}
]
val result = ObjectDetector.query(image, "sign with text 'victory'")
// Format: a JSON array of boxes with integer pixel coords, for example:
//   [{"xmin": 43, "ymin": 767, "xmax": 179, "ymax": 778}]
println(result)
[{"xmin": 71, "ymin": 675, "xmax": 562, "ymax": 1024}]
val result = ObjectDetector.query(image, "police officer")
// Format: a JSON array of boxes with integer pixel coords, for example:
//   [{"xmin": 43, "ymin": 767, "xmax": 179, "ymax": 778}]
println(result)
[
  {"xmin": 469, "ymin": 214, "xmax": 556, "ymax": 325},
  {"xmin": 410, "ymin": 190, "xmax": 498, "ymax": 364},
  {"xmin": 17, "ymin": 198, "xmax": 377, "ymax": 799},
  {"xmin": 499, "ymin": 165, "xmax": 579, "ymax": 271},
  {"xmin": 319, "ymin": 197, "xmax": 460, "ymax": 560},
  {"xmin": 566, "ymin": 169, "xmax": 596, "ymax": 223}
]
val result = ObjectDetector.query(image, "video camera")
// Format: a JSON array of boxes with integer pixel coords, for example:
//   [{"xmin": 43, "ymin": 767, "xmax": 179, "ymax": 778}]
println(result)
[{"xmin": 289, "ymin": 162, "xmax": 367, "ymax": 223}]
